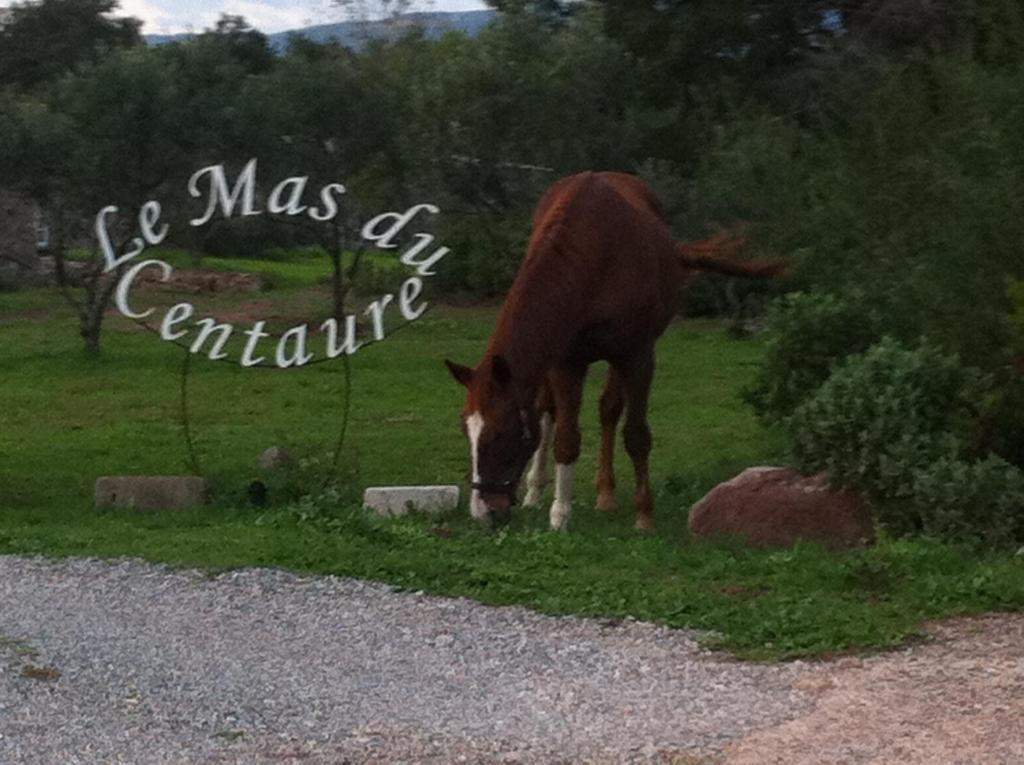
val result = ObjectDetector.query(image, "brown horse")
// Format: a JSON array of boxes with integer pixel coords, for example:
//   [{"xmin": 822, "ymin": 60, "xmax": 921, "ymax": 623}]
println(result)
[{"xmin": 445, "ymin": 172, "xmax": 782, "ymax": 531}]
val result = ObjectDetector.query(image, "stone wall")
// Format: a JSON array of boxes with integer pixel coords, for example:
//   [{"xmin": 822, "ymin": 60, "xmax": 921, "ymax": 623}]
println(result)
[
  {"xmin": 0, "ymin": 189, "xmax": 44, "ymax": 288},
  {"xmin": 0, "ymin": 189, "xmax": 42, "ymax": 265}
]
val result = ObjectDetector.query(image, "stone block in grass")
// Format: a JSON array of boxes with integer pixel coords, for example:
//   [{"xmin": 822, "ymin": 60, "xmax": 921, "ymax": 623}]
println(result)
[
  {"xmin": 95, "ymin": 476, "xmax": 207, "ymax": 511},
  {"xmin": 363, "ymin": 486, "xmax": 459, "ymax": 517}
]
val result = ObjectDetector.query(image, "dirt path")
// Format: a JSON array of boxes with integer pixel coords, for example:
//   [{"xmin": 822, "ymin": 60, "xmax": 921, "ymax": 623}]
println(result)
[{"xmin": 722, "ymin": 613, "xmax": 1024, "ymax": 765}]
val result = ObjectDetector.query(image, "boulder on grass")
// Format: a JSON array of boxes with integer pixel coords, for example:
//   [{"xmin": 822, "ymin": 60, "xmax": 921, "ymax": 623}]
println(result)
[
  {"xmin": 95, "ymin": 476, "xmax": 207, "ymax": 511},
  {"xmin": 688, "ymin": 466, "xmax": 873, "ymax": 550},
  {"xmin": 258, "ymin": 446, "xmax": 295, "ymax": 470}
]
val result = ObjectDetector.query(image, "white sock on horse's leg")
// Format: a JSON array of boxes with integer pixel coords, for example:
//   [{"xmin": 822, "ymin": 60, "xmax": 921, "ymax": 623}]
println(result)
[
  {"xmin": 549, "ymin": 462, "xmax": 575, "ymax": 531},
  {"xmin": 523, "ymin": 413, "xmax": 553, "ymax": 506}
]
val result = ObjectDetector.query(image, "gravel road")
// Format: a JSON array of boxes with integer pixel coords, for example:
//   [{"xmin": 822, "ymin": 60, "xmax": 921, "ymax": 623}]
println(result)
[
  {"xmin": 2, "ymin": 555, "xmax": 1022, "ymax": 764},
  {"xmin": 0, "ymin": 555, "xmax": 812, "ymax": 764}
]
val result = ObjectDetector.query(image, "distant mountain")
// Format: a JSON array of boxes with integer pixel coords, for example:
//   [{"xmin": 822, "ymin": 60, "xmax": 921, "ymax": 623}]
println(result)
[{"xmin": 146, "ymin": 10, "xmax": 498, "ymax": 53}]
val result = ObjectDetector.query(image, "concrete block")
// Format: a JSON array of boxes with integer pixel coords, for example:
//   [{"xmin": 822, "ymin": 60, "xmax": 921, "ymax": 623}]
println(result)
[
  {"xmin": 95, "ymin": 476, "xmax": 207, "ymax": 511},
  {"xmin": 363, "ymin": 485, "xmax": 460, "ymax": 517}
]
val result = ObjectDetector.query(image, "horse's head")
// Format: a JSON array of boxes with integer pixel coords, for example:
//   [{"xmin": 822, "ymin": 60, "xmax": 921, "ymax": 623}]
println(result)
[{"xmin": 445, "ymin": 354, "xmax": 541, "ymax": 525}]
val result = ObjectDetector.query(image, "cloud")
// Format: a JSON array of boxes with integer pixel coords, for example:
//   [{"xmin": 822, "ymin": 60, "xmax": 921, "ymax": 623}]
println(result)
[
  {"xmin": 116, "ymin": 0, "xmax": 322, "ymax": 34},
  {"xmin": 117, "ymin": 0, "xmax": 180, "ymax": 34},
  {"xmin": 116, "ymin": 0, "xmax": 489, "ymax": 35}
]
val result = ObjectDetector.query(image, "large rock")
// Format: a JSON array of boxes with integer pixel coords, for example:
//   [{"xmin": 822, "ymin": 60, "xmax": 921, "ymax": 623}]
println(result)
[
  {"xmin": 688, "ymin": 466, "xmax": 873, "ymax": 550},
  {"xmin": 258, "ymin": 446, "xmax": 295, "ymax": 470},
  {"xmin": 95, "ymin": 476, "xmax": 207, "ymax": 511},
  {"xmin": 363, "ymin": 486, "xmax": 460, "ymax": 517}
]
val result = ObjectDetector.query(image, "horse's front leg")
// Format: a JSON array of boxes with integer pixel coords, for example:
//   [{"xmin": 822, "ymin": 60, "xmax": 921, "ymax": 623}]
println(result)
[
  {"xmin": 547, "ymin": 364, "xmax": 586, "ymax": 531},
  {"xmin": 523, "ymin": 411, "xmax": 553, "ymax": 506}
]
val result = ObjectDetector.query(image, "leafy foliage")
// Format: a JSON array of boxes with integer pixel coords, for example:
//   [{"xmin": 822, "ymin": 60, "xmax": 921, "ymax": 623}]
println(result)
[
  {"xmin": 0, "ymin": 0, "xmax": 141, "ymax": 92},
  {"xmin": 786, "ymin": 339, "xmax": 986, "ymax": 517},
  {"xmin": 744, "ymin": 292, "xmax": 880, "ymax": 422},
  {"xmin": 911, "ymin": 454, "xmax": 1024, "ymax": 548},
  {"xmin": 782, "ymin": 337, "xmax": 1024, "ymax": 546}
]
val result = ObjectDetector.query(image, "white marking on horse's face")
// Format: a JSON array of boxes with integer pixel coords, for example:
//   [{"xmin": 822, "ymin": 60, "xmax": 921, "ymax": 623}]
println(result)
[{"xmin": 466, "ymin": 411, "xmax": 487, "ymax": 519}]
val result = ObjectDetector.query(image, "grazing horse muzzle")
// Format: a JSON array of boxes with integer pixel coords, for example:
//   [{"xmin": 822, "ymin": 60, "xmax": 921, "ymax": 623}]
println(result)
[{"xmin": 472, "ymin": 481, "xmax": 517, "ymax": 526}]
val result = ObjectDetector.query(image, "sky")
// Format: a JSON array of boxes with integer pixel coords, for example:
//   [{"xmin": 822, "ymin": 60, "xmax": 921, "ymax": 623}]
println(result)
[{"xmin": 111, "ymin": 0, "xmax": 491, "ymax": 35}]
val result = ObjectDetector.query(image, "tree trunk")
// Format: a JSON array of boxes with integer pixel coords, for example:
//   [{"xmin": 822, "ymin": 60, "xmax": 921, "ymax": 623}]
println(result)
[
  {"xmin": 81, "ymin": 307, "xmax": 103, "ymax": 355},
  {"xmin": 330, "ymin": 254, "xmax": 344, "ymax": 320},
  {"xmin": 329, "ymin": 222, "xmax": 346, "ymax": 321}
]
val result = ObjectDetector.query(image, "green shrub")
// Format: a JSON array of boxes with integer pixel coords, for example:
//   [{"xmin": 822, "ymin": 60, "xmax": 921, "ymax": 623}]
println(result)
[
  {"xmin": 348, "ymin": 257, "xmax": 404, "ymax": 297},
  {"xmin": 979, "ymin": 375, "xmax": 1024, "ymax": 469},
  {"xmin": 432, "ymin": 215, "xmax": 529, "ymax": 297},
  {"xmin": 679, "ymin": 272, "xmax": 788, "ymax": 321},
  {"xmin": 981, "ymin": 281, "xmax": 1024, "ymax": 467},
  {"xmin": 1009, "ymin": 280, "xmax": 1024, "ymax": 348},
  {"xmin": 743, "ymin": 292, "xmax": 880, "ymax": 422},
  {"xmin": 786, "ymin": 338, "xmax": 987, "ymax": 532},
  {"xmin": 200, "ymin": 217, "xmax": 311, "ymax": 258},
  {"xmin": 769, "ymin": 62, "xmax": 1023, "ymax": 372},
  {"xmin": 911, "ymin": 454, "xmax": 1024, "ymax": 548}
]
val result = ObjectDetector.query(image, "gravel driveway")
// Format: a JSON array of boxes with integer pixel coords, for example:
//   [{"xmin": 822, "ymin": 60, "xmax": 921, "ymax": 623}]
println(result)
[{"xmin": 1, "ymin": 555, "xmax": 1022, "ymax": 764}]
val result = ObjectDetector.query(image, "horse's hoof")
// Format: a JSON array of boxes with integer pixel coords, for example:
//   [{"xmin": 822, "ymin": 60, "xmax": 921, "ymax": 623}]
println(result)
[
  {"xmin": 549, "ymin": 500, "xmax": 572, "ymax": 531},
  {"xmin": 523, "ymin": 488, "xmax": 544, "ymax": 507},
  {"xmin": 633, "ymin": 517, "xmax": 655, "ymax": 533},
  {"xmin": 595, "ymin": 492, "xmax": 617, "ymax": 512},
  {"xmin": 490, "ymin": 508, "xmax": 512, "ymax": 528}
]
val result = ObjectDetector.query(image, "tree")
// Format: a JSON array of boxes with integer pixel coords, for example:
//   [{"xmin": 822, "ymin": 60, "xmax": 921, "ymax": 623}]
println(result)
[
  {"xmin": 839, "ymin": 0, "xmax": 1024, "ymax": 62},
  {"xmin": 331, "ymin": 0, "xmax": 413, "ymax": 22},
  {"xmin": 369, "ymin": 11, "xmax": 636, "ymax": 292},
  {"xmin": 155, "ymin": 16, "xmax": 278, "ymax": 173},
  {"xmin": 0, "ymin": 0, "xmax": 141, "ymax": 92},
  {"xmin": 1, "ymin": 47, "xmax": 187, "ymax": 354},
  {"xmin": 485, "ymin": 0, "xmax": 573, "ymax": 25},
  {"xmin": 195, "ymin": 15, "xmax": 275, "ymax": 75},
  {"xmin": 237, "ymin": 39, "xmax": 408, "ymax": 318}
]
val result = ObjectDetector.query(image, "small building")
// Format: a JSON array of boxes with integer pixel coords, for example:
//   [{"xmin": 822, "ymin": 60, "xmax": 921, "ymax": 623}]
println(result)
[{"xmin": 0, "ymin": 189, "xmax": 48, "ymax": 287}]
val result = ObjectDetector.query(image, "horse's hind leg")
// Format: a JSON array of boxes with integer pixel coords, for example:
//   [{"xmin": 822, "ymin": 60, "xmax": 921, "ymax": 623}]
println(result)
[
  {"xmin": 596, "ymin": 366, "xmax": 624, "ymax": 511},
  {"xmin": 619, "ymin": 348, "xmax": 655, "ymax": 531}
]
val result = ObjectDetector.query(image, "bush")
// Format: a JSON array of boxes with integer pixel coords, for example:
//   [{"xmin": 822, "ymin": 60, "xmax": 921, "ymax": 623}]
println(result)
[
  {"xmin": 678, "ymin": 271, "xmax": 788, "ymax": 322},
  {"xmin": 350, "ymin": 257, "xmax": 404, "ymax": 297},
  {"xmin": 786, "ymin": 338, "xmax": 987, "ymax": 533},
  {"xmin": 910, "ymin": 455, "xmax": 1024, "ymax": 548},
  {"xmin": 200, "ymin": 217, "xmax": 312, "ymax": 258},
  {"xmin": 432, "ymin": 215, "xmax": 528, "ymax": 297},
  {"xmin": 980, "ymin": 281, "xmax": 1024, "ymax": 467},
  {"xmin": 1008, "ymin": 280, "xmax": 1024, "ymax": 343},
  {"xmin": 744, "ymin": 292, "xmax": 880, "ymax": 422},
  {"xmin": 979, "ymin": 375, "xmax": 1024, "ymax": 469}
]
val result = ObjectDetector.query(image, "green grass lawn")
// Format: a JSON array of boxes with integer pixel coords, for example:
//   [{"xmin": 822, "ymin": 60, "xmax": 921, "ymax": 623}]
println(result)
[{"xmin": 2, "ymin": 282, "xmax": 1023, "ymax": 660}]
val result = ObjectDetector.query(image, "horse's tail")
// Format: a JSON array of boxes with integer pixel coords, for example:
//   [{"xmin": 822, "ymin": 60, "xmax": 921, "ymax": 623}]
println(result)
[{"xmin": 677, "ymin": 231, "xmax": 787, "ymax": 278}]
